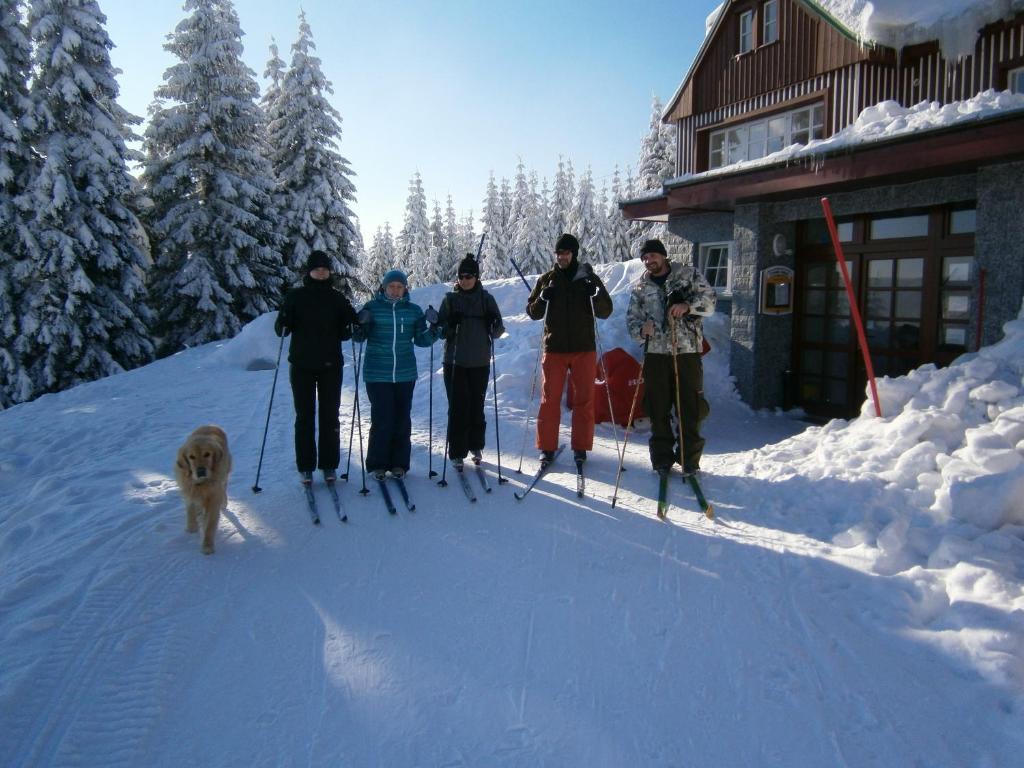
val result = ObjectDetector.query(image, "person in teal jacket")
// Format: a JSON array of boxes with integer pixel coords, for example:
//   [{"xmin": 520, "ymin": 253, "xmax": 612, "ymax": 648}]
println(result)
[{"xmin": 354, "ymin": 269, "xmax": 441, "ymax": 479}]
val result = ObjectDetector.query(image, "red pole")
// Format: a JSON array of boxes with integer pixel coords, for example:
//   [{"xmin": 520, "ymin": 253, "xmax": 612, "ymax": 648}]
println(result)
[
  {"xmin": 975, "ymin": 268, "xmax": 987, "ymax": 351},
  {"xmin": 820, "ymin": 198, "xmax": 882, "ymax": 417}
]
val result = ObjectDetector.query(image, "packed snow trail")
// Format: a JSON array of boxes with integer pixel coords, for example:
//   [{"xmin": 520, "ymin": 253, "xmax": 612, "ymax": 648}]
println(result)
[{"xmin": 1, "ymin": 266, "xmax": 1022, "ymax": 766}]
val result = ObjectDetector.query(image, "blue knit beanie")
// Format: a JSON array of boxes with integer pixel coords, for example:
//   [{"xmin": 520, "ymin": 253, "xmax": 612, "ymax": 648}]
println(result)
[{"xmin": 382, "ymin": 269, "xmax": 408, "ymax": 288}]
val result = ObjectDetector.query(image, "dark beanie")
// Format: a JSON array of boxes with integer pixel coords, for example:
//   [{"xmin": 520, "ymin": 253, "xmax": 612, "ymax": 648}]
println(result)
[
  {"xmin": 458, "ymin": 254, "xmax": 480, "ymax": 276},
  {"xmin": 306, "ymin": 250, "xmax": 332, "ymax": 272},
  {"xmin": 640, "ymin": 239, "xmax": 667, "ymax": 258},
  {"xmin": 555, "ymin": 233, "xmax": 580, "ymax": 257}
]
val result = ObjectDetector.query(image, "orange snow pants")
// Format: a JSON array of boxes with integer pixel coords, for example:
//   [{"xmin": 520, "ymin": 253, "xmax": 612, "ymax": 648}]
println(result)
[{"xmin": 536, "ymin": 351, "xmax": 597, "ymax": 452}]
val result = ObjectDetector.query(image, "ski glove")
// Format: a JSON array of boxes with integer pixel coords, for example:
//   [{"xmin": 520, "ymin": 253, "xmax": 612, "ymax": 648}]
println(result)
[
  {"xmin": 424, "ymin": 306, "xmax": 439, "ymax": 325},
  {"xmin": 489, "ymin": 317, "xmax": 502, "ymax": 339},
  {"xmin": 540, "ymin": 286, "xmax": 558, "ymax": 302},
  {"xmin": 357, "ymin": 308, "xmax": 373, "ymax": 327}
]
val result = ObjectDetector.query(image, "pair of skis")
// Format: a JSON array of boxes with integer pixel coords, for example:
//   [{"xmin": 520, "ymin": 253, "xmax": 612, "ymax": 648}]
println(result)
[
  {"xmin": 376, "ymin": 475, "xmax": 416, "ymax": 516},
  {"xmin": 454, "ymin": 457, "xmax": 492, "ymax": 503},
  {"xmin": 302, "ymin": 476, "xmax": 348, "ymax": 524},
  {"xmin": 657, "ymin": 469, "xmax": 714, "ymax": 520},
  {"xmin": 514, "ymin": 445, "xmax": 589, "ymax": 502}
]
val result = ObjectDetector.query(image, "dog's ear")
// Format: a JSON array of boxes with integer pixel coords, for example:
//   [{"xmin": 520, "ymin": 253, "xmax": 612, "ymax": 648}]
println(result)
[{"xmin": 176, "ymin": 444, "xmax": 188, "ymax": 470}]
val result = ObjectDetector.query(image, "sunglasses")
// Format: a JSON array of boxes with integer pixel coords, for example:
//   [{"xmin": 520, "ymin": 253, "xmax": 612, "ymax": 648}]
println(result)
[
  {"xmin": 555, "ymin": 249, "xmax": 572, "ymax": 256},
  {"xmin": 458, "ymin": 273, "xmax": 477, "ymax": 280}
]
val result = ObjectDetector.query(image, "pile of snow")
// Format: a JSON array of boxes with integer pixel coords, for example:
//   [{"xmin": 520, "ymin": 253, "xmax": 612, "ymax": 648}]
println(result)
[{"xmin": 813, "ymin": 0, "xmax": 1024, "ymax": 60}]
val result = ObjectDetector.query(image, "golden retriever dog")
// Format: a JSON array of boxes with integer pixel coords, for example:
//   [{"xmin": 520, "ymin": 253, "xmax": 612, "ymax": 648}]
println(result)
[{"xmin": 174, "ymin": 425, "xmax": 232, "ymax": 555}]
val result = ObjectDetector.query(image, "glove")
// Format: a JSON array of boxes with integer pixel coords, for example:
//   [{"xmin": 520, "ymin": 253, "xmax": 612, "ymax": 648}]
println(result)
[
  {"xmin": 585, "ymin": 278, "xmax": 601, "ymax": 297},
  {"xmin": 540, "ymin": 286, "xmax": 558, "ymax": 302},
  {"xmin": 424, "ymin": 306, "xmax": 439, "ymax": 325},
  {"xmin": 488, "ymin": 316, "xmax": 502, "ymax": 339},
  {"xmin": 276, "ymin": 323, "xmax": 289, "ymax": 338},
  {"xmin": 357, "ymin": 308, "xmax": 373, "ymax": 326}
]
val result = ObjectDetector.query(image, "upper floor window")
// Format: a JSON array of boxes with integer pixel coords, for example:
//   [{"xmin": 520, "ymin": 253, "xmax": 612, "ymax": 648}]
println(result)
[
  {"xmin": 739, "ymin": 10, "xmax": 754, "ymax": 54},
  {"xmin": 708, "ymin": 103, "xmax": 825, "ymax": 169},
  {"xmin": 698, "ymin": 243, "xmax": 733, "ymax": 294},
  {"xmin": 1010, "ymin": 66, "xmax": 1024, "ymax": 94},
  {"xmin": 763, "ymin": 0, "xmax": 779, "ymax": 44}
]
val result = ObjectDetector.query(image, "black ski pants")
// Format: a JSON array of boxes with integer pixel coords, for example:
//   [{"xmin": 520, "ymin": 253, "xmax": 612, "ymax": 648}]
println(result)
[
  {"xmin": 642, "ymin": 352, "xmax": 709, "ymax": 472},
  {"xmin": 443, "ymin": 363, "xmax": 490, "ymax": 460},
  {"xmin": 364, "ymin": 381, "xmax": 416, "ymax": 473},
  {"xmin": 290, "ymin": 364, "xmax": 343, "ymax": 473}
]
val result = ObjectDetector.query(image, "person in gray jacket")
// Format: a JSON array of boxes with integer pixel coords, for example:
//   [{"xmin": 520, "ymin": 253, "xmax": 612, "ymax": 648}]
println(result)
[
  {"xmin": 437, "ymin": 254, "xmax": 505, "ymax": 468},
  {"xmin": 626, "ymin": 239, "xmax": 717, "ymax": 475}
]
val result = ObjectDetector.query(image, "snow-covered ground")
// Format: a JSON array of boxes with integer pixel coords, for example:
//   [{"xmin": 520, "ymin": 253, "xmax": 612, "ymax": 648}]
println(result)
[{"xmin": 1, "ymin": 260, "xmax": 1022, "ymax": 766}]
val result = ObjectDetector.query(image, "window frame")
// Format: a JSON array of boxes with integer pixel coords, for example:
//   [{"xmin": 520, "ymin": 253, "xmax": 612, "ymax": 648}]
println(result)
[
  {"xmin": 1010, "ymin": 66, "xmax": 1024, "ymax": 94},
  {"xmin": 698, "ymin": 242, "xmax": 734, "ymax": 295},
  {"xmin": 739, "ymin": 10, "xmax": 754, "ymax": 54},
  {"xmin": 763, "ymin": 0, "xmax": 779, "ymax": 44},
  {"xmin": 707, "ymin": 102, "xmax": 825, "ymax": 170}
]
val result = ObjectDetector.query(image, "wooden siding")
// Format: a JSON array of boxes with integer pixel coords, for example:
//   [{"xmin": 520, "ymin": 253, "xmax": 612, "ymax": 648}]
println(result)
[{"xmin": 673, "ymin": 12, "xmax": 1024, "ymax": 176}]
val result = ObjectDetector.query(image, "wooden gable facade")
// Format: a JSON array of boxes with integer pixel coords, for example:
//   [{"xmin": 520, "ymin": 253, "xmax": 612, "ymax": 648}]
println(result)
[{"xmin": 665, "ymin": 0, "xmax": 1024, "ymax": 179}]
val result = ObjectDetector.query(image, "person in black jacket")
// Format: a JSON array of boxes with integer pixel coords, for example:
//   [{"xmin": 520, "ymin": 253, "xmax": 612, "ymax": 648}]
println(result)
[
  {"xmin": 437, "ymin": 255, "xmax": 505, "ymax": 469},
  {"xmin": 274, "ymin": 251, "xmax": 358, "ymax": 484}
]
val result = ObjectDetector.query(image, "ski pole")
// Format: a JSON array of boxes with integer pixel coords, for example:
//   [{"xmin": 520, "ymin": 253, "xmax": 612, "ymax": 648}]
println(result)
[
  {"xmin": 611, "ymin": 337, "xmax": 649, "ymax": 508},
  {"xmin": 490, "ymin": 335, "xmax": 508, "ymax": 484},
  {"xmin": 341, "ymin": 339, "xmax": 359, "ymax": 481},
  {"xmin": 516, "ymin": 301, "xmax": 548, "ymax": 473},
  {"xmin": 353, "ymin": 340, "xmax": 369, "ymax": 495},
  {"xmin": 438, "ymin": 322, "xmax": 460, "ymax": 487},
  {"xmin": 590, "ymin": 293, "xmax": 621, "ymax": 463},
  {"xmin": 508, "ymin": 255, "xmax": 534, "ymax": 293},
  {"xmin": 670, "ymin": 320, "xmax": 686, "ymax": 484},
  {"xmin": 428, "ymin": 342, "xmax": 437, "ymax": 478},
  {"xmin": 252, "ymin": 332, "xmax": 286, "ymax": 493}
]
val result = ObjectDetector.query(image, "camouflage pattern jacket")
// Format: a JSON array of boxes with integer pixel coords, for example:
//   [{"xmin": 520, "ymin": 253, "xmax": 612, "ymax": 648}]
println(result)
[{"xmin": 626, "ymin": 262, "xmax": 717, "ymax": 355}]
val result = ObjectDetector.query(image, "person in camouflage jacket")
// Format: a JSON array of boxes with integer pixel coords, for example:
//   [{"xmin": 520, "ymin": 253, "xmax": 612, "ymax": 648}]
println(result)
[{"xmin": 626, "ymin": 239, "xmax": 717, "ymax": 474}]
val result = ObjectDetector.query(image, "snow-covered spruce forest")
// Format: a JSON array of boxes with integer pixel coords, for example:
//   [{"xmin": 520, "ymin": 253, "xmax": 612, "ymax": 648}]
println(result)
[{"xmin": 0, "ymin": 0, "xmax": 672, "ymax": 409}]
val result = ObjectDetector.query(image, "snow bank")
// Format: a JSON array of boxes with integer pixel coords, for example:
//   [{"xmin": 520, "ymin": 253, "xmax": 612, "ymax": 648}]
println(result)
[{"xmin": 814, "ymin": 0, "xmax": 1024, "ymax": 61}]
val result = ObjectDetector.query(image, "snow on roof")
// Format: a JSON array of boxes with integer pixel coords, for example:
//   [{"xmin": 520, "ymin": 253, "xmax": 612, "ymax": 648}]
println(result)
[
  {"xmin": 810, "ymin": 0, "xmax": 1024, "ymax": 60},
  {"xmin": 664, "ymin": 88, "xmax": 1024, "ymax": 188}
]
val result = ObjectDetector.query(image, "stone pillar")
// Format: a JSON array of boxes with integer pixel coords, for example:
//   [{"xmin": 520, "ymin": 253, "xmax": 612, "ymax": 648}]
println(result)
[{"xmin": 976, "ymin": 161, "xmax": 1024, "ymax": 344}]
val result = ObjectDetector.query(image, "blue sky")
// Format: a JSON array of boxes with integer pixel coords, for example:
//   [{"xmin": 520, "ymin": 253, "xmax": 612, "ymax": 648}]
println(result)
[{"xmin": 102, "ymin": 0, "xmax": 722, "ymax": 242}]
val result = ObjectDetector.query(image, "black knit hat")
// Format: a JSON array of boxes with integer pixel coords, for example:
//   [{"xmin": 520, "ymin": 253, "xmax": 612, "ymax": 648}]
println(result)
[
  {"xmin": 457, "ymin": 254, "xmax": 479, "ymax": 277},
  {"xmin": 555, "ymin": 233, "xmax": 579, "ymax": 257},
  {"xmin": 640, "ymin": 239, "xmax": 667, "ymax": 258},
  {"xmin": 305, "ymin": 250, "xmax": 332, "ymax": 272}
]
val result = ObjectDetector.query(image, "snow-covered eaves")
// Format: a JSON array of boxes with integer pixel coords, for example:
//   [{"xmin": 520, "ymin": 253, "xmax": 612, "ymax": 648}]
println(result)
[{"xmin": 808, "ymin": 0, "xmax": 1024, "ymax": 62}]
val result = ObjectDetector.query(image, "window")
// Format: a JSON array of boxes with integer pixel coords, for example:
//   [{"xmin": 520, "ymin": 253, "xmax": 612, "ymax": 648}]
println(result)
[
  {"xmin": 869, "ymin": 214, "xmax": 928, "ymax": 239},
  {"xmin": 708, "ymin": 103, "xmax": 825, "ymax": 169},
  {"xmin": 1010, "ymin": 66, "xmax": 1024, "ymax": 94},
  {"xmin": 698, "ymin": 243, "xmax": 732, "ymax": 293},
  {"xmin": 763, "ymin": 0, "xmax": 779, "ymax": 44},
  {"xmin": 739, "ymin": 10, "xmax": 754, "ymax": 54}
]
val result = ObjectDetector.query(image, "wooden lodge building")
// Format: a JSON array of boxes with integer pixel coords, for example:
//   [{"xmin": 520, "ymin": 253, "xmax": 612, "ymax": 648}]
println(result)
[{"xmin": 622, "ymin": 0, "xmax": 1024, "ymax": 419}]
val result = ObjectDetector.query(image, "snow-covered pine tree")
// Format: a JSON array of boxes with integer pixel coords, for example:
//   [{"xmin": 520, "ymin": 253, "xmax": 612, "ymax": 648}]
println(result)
[
  {"xmin": 550, "ymin": 155, "xmax": 575, "ymax": 239},
  {"xmin": 260, "ymin": 38, "xmax": 285, "ymax": 137},
  {"xmin": 459, "ymin": 210, "xmax": 478, "ymax": 269},
  {"xmin": 440, "ymin": 194, "xmax": 460, "ymax": 282},
  {"xmin": 17, "ymin": 0, "xmax": 155, "ymax": 399},
  {"xmin": 480, "ymin": 172, "xmax": 508, "ymax": 280},
  {"xmin": 267, "ymin": 12, "xmax": 360, "ymax": 296},
  {"xmin": 623, "ymin": 163, "xmax": 654, "ymax": 256},
  {"xmin": 567, "ymin": 166, "xmax": 597, "ymax": 261},
  {"xmin": 631, "ymin": 95, "xmax": 676, "ymax": 250},
  {"xmin": 512, "ymin": 172, "xmax": 549, "ymax": 276},
  {"xmin": 0, "ymin": 0, "xmax": 36, "ymax": 407},
  {"xmin": 429, "ymin": 198, "xmax": 444, "ymax": 249},
  {"xmin": 505, "ymin": 158, "xmax": 530, "ymax": 250},
  {"xmin": 362, "ymin": 223, "xmax": 395, "ymax": 294},
  {"xmin": 397, "ymin": 171, "xmax": 430, "ymax": 286},
  {"xmin": 586, "ymin": 181, "xmax": 612, "ymax": 265},
  {"xmin": 142, "ymin": 0, "xmax": 284, "ymax": 356},
  {"xmin": 608, "ymin": 166, "xmax": 632, "ymax": 261},
  {"xmin": 539, "ymin": 176, "xmax": 558, "ymax": 252}
]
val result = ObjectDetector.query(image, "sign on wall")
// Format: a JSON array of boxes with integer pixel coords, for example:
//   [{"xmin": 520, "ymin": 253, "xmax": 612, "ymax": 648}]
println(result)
[{"xmin": 760, "ymin": 265, "xmax": 794, "ymax": 315}]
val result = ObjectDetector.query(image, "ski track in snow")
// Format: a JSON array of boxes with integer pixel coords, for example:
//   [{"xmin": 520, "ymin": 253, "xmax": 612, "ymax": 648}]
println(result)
[{"xmin": 2, "ymin": 301, "xmax": 1023, "ymax": 765}]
